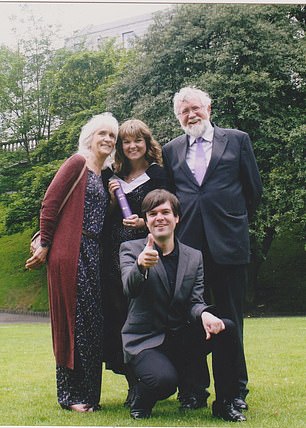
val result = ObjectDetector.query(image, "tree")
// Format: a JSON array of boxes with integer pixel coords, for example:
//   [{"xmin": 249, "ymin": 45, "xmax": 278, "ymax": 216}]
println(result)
[
  {"xmin": 0, "ymin": 150, "xmax": 29, "ymax": 194},
  {"xmin": 2, "ymin": 37, "xmax": 133, "ymax": 234},
  {"xmin": 0, "ymin": 7, "xmax": 72, "ymax": 161},
  {"xmin": 4, "ymin": 160, "xmax": 64, "ymax": 234},
  {"xmin": 105, "ymin": 4, "xmax": 305, "ymax": 301},
  {"xmin": 50, "ymin": 40, "xmax": 132, "ymax": 121},
  {"xmin": 2, "ymin": 4, "xmax": 305, "ymax": 305}
]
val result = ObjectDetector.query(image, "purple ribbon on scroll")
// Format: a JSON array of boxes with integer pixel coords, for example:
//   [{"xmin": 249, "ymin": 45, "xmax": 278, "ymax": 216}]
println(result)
[{"xmin": 115, "ymin": 182, "xmax": 132, "ymax": 219}]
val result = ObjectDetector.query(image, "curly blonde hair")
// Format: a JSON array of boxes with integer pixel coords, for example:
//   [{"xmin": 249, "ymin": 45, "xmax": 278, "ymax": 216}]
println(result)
[{"xmin": 114, "ymin": 119, "xmax": 162, "ymax": 176}]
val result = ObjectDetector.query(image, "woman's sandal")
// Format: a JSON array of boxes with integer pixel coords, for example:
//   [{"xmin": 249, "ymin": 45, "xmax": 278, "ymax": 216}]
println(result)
[{"xmin": 61, "ymin": 403, "xmax": 101, "ymax": 412}]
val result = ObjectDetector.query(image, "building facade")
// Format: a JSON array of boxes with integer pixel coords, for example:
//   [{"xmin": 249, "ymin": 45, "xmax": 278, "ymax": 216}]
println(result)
[{"xmin": 65, "ymin": 12, "xmax": 159, "ymax": 50}]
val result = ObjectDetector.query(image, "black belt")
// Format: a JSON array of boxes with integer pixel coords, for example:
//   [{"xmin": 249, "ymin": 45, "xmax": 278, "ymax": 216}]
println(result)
[{"xmin": 82, "ymin": 229, "xmax": 102, "ymax": 242}]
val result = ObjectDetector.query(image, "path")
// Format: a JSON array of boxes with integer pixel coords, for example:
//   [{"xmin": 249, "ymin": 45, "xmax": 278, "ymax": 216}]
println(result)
[{"xmin": 0, "ymin": 311, "xmax": 50, "ymax": 323}]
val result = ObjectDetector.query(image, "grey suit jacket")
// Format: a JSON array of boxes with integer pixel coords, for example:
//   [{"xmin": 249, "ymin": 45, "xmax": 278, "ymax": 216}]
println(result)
[
  {"xmin": 162, "ymin": 124, "xmax": 263, "ymax": 264},
  {"xmin": 119, "ymin": 238, "xmax": 210, "ymax": 363}
]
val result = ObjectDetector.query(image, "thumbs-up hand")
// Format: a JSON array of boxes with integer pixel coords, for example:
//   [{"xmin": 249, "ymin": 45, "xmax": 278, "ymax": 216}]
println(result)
[
  {"xmin": 137, "ymin": 233, "xmax": 159, "ymax": 269},
  {"xmin": 146, "ymin": 233, "xmax": 155, "ymax": 249}
]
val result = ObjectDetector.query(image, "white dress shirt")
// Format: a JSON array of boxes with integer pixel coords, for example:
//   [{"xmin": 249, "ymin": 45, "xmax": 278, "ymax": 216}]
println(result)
[{"xmin": 186, "ymin": 122, "xmax": 214, "ymax": 176}]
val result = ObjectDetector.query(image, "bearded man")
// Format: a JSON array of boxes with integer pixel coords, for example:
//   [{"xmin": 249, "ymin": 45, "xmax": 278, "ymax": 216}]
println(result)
[{"xmin": 162, "ymin": 86, "xmax": 262, "ymax": 411}]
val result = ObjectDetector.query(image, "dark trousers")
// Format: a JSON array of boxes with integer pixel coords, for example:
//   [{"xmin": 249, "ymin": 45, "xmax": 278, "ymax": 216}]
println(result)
[
  {"xmin": 128, "ymin": 319, "xmax": 239, "ymax": 410},
  {"xmin": 178, "ymin": 227, "xmax": 249, "ymax": 399},
  {"xmin": 203, "ymin": 245, "xmax": 249, "ymax": 398}
]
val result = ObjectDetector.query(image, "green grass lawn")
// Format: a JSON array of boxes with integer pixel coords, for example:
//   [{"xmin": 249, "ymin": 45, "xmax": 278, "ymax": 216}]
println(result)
[
  {"xmin": 1, "ymin": 225, "xmax": 305, "ymax": 315},
  {"xmin": 0, "ymin": 317, "xmax": 305, "ymax": 427},
  {"xmin": 0, "ymin": 230, "xmax": 48, "ymax": 311}
]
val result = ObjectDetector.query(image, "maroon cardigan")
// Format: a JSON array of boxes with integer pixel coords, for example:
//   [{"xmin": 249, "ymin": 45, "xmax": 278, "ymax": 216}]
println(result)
[{"xmin": 40, "ymin": 154, "xmax": 88, "ymax": 369}]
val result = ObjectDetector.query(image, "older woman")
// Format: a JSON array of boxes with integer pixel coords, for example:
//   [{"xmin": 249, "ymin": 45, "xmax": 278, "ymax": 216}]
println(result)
[
  {"xmin": 104, "ymin": 119, "xmax": 169, "ymax": 406},
  {"xmin": 25, "ymin": 112, "xmax": 118, "ymax": 412}
]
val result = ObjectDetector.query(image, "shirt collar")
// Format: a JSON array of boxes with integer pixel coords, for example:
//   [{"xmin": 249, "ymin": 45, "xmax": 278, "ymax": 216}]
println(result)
[{"xmin": 189, "ymin": 121, "xmax": 214, "ymax": 146}]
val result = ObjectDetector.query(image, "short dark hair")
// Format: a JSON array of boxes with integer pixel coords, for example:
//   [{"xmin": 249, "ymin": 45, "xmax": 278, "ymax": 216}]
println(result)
[{"xmin": 141, "ymin": 189, "xmax": 180, "ymax": 219}]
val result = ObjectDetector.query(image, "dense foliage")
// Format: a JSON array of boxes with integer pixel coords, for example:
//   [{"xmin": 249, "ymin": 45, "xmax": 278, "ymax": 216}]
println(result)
[
  {"xmin": 106, "ymin": 4, "xmax": 306, "ymax": 263},
  {"xmin": 0, "ymin": 37, "xmax": 131, "ymax": 231},
  {"xmin": 0, "ymin": 4, "xmax": 305, "ymax": 302}
]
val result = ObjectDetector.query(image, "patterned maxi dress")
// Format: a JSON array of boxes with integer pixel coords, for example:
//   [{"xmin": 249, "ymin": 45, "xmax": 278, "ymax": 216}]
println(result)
[
  {"xmin": 104, "ymin": 164, "xmax": 169, "ymax": 374},
  {"xmin": 56, "ymin": 170, "xmax": 108, "ymax": 408}
]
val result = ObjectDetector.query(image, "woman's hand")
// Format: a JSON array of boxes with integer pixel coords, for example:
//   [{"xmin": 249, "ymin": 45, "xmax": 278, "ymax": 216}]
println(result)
[
  {"xmin": 108, "ymin": 179, "xmax": 120, "ymax": 205},
  {"xmin": 25, "ymin": 246, "xmax": 49, "ymax": 270},
  {"xmin": 123, "ymin": 214, "xmax": 145, "ymax": 229}
]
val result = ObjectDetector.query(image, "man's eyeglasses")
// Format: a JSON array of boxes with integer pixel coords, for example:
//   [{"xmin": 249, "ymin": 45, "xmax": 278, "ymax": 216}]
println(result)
[{"xmin": 178, "ymin": 105, "xmax": 204, "ymax": 116}]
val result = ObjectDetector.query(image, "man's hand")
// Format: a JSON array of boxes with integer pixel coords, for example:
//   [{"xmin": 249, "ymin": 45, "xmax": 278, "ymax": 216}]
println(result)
[
  {"xmin": 137, "ymin": 234, "xmax": 159, "ymax": 269},
  {"xmin": 201, "ymin": 311, "xmax": 225, "ymax": 340}
]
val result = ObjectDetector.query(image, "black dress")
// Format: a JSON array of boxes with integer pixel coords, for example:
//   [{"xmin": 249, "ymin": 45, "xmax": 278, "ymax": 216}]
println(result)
[
  {"xmin": 104, "ymin": 164, "xmax": 169, "ymax": 374},
  {"xmin": 56, "ymin": 170, "xmax": 108, "ymax": 408}
]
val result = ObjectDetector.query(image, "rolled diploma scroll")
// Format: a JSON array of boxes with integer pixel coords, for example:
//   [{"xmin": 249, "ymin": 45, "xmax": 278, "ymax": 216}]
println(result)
[{"xmin": 114, "ymin": 182, "xmax": 132, "ymax": 218}]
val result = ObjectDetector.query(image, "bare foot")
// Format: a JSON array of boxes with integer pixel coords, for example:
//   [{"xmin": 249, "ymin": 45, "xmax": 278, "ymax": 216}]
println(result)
[{"xmin": 69, "ymin": 404, "xmax": 91, "ymax": 412}]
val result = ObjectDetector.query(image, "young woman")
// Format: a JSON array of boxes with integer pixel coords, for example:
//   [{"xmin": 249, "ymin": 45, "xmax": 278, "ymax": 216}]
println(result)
[{"xmin": 104, "ymin": 119, "xmax": 169, "ymax": 406}]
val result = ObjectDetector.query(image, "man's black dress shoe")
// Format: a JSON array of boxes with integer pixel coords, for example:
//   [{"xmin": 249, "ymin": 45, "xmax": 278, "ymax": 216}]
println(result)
[
  {"xmin": 212, "ymin": 400, "xmax": 246, "ymax": 422},
  {"xmin": 178, "ymin": 392, "xmax": 208, "ymax": 410},
  {"xmin": 129, "ymin": 383, "xmax": 152, "ymax": 419},
  {"xmin": 130, "ymin": 408, "xmax": 152, "ymax": 420},
  {"xmin": 124, "ymin": 386, "xmax": 136, "ymax": 408},
  {"xmin": 233, "ymin": 397, "xmax": 248, "ymax": 411}
]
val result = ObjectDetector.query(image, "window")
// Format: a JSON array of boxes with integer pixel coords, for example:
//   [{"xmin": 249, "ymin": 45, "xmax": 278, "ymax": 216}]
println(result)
[{"xmin": 122, "ymin": 31, "xmax": 136, "ymax": 48}]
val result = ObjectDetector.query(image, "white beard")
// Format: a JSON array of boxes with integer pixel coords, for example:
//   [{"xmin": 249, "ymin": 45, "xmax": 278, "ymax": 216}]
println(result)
[{"xmin": 181, "ymin": 119, "xmax": 210, "ymax": 138}]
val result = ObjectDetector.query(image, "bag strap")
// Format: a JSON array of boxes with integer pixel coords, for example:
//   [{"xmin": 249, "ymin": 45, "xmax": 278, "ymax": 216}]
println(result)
[{"xmin": 58, "ymin": 162, "xmax": 87, "ymax": 214}]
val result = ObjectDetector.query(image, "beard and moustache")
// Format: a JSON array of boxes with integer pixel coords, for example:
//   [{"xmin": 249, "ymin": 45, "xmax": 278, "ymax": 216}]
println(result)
[{"xmin": 181, "ymin": 119, "xmax": 210, "ymax": 139}]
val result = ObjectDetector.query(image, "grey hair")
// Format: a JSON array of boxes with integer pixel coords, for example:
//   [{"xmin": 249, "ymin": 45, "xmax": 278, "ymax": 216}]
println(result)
[
  {"xmin": 173, "ymin": 87, "xmax": 212, "ymax": 118},
  {"xmin": 78, "ymin": 112, "xmax": 119, "ymax": 167}
]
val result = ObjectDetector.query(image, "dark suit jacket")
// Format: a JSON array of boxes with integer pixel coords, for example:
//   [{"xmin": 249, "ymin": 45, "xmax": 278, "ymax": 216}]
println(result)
[
  {"xmin": 119, "ymin": 238, "xmax": 210, "ymax": 363},
  {"xmin": 162, "ymin": 124, "xmax": 263, "ymax": 264}
]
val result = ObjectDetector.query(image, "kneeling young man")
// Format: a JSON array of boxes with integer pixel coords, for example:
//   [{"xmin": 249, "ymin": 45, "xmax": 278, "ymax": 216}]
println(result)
[{"xmin": 119, "ymin": 189, "xmax": 246, "ymax": 422}]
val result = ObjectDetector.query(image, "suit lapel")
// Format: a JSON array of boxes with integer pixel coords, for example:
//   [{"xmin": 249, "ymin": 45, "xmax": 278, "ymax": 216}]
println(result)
[
  {"xmin": 172, "ymin": 242, "xmax": 188, "ymax": 299},
  {"xmin": 153, "ymin": 241, "xmax": 188, "ymax": 298},
  {"xmin": 175, "ymin": 135, "xmax": 199, "ymax": 186},
  {"xmin": 175, "ymin": 135, "xmax": 188, "ymax": 162},
  {"xmin": 203, "ymin": 124, "xmax": 228, "ymax": 183},
  {"xmin": 154, "ymin": 257, "xmax": 172, "ymax": 297}
]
